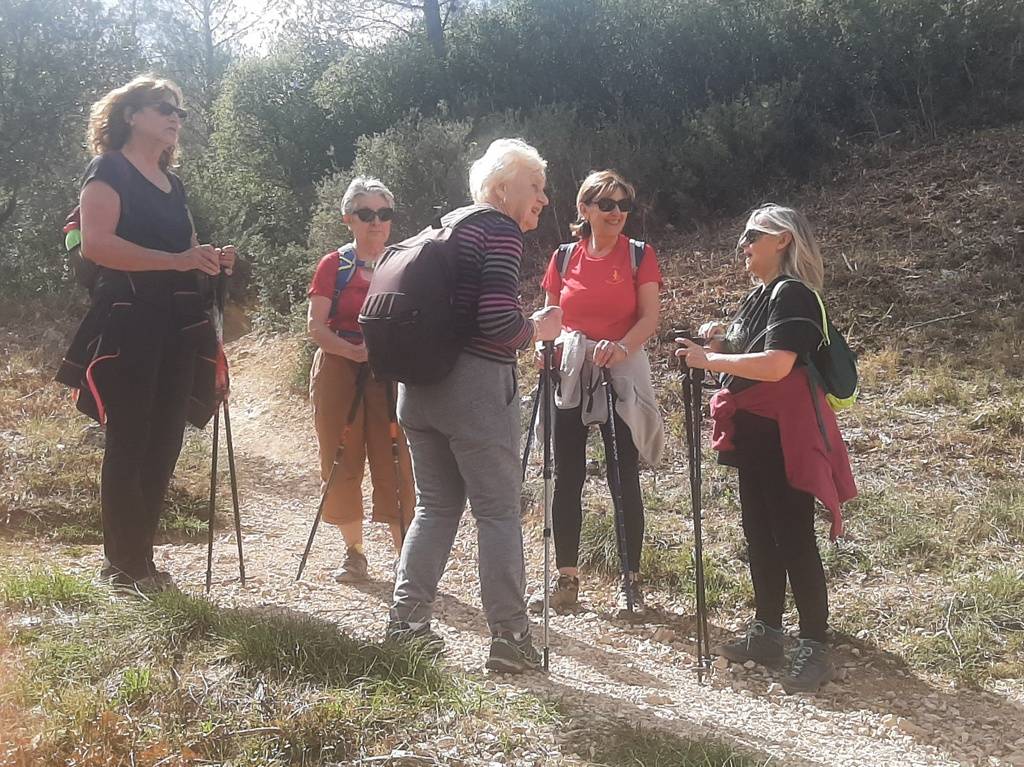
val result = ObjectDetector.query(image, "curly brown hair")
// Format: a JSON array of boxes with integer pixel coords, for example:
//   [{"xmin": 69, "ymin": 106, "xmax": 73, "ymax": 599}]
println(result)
[
  {"xmin": 570, "ymin": 169, "xmax": 637, "ymax": 239},
  {"xmin": 87, "ymin": 75, "xmax": 184, "ymax": 169}
]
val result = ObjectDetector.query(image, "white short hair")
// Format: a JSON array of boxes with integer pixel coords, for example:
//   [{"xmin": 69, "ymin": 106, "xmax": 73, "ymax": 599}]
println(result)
[
  {"xmin": 341, "ymin": 176, "xmax": 395, "ymax": 214},
  {"xmin": 468, "ymin": 138, "xmax": 547, "ymax": 204}
]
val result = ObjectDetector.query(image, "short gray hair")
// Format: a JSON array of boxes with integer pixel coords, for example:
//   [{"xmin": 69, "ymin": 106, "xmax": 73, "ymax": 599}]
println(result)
[
  {"xmin": 468, "ymin": 138, "xmax": 547, "ymax": 204},
  {"xmin": 341, "ymin": 176, "xmax": 395, "ymax": 214}
]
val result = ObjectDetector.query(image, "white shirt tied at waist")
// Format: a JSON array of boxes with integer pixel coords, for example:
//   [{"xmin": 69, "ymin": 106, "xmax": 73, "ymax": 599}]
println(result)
[{"xmin": 548, "ymin": 330, "xmax": 664, "ymax": 467}]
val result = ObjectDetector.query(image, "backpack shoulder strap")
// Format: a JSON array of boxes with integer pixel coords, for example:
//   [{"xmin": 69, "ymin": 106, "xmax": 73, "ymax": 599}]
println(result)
[
  {"xmin": 743, "ymin": 279, "xmax": 827, "ymax": 354},
  {"xmin": 329, "ymin": 244, "xmax": 358, "ymax": 319},
  {"xmin": 627, "ymin": 238, "xmax": 646, "ymax": 275},
  {"xmin": 556, "ymin": 242, "xmax": 577, "ymax": 278},
  {"xmin": 439, "ymin": 204, "xmax": 511, "ymax": 231}
]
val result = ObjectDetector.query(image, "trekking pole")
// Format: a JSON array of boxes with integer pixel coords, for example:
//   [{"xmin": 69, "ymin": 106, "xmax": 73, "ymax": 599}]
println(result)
[
  {"xmin": 681, "ymin": 358, "xmax": 712, "ymax": 682},
  {"xmin": 296, "ymin": 363, "xmax": 370, "ymax": 580},
  {"xmin": 521, "ymin": 383, "xmax": 541, "ymax": 482},
  {"xmin": 541, "ymin": 341, "xmax": 555, "ymax": 671},
  {"xmin": 205, "ymin": 406, "xmax": 220, "ymax": 594},
  {"xmin": 601, "ymin": 367, "xmax": 633, "ymax": 614},
  {"xmin": 384, "ymin": 380, "xmax": 407, "ymax": 545},
  {"xmin": 222, "ymin": 400, "xmax": 245, "ymax": 585}
]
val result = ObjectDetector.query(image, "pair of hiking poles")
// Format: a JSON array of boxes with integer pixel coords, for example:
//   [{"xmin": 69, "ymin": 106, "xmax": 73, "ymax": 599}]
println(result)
[
  {"xmin": 296, "ymin": 364, "xmax": 409, "ymax": 580},
  {"xmin": 206, "ymin": 272, "xmax": 246, "ymax": 594},
  {"xmin": 523, "ymin": 343, "xmax": 713, "ymax": 682},
  {"xmin": 521, "ymin": 343, "xmax": 634, "ymax": 671}
]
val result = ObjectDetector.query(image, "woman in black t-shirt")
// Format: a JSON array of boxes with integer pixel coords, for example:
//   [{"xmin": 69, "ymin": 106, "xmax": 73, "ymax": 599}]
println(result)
[
  {"xmin": 675, "ymin": 204, "xmax": 838, "ymax": 694},
  {"xmin": 56, "ymin": 76, "xmax": 236, "ymax": 593}
]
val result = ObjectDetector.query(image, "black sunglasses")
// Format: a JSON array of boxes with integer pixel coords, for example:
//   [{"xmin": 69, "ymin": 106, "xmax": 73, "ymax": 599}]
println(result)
[
  {"xmin": 352, "ymin": 207, "xmax": 395, "ymax": 223},
  {"xmin": 592, "ymin": 197, "xmax": 634, "ymax": 213},
  {"xmin": 151, "ymin": 101, "xmax": 188, "ymax": 120},
  {"xmin": 741, "ymin": 229, "xmax": 769, "ymax": 245}
]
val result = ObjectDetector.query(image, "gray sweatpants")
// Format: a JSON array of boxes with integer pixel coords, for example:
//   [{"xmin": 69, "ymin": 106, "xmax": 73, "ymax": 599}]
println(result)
[{"xmin": 391, "ymin": 352, "xmax": 527, "ymax": 637}]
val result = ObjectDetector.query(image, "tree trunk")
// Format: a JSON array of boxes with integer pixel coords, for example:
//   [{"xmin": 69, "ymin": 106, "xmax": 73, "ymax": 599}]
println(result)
[{"xmin": 423, "ymin": 0, "xmax": 444, "ymax": 57}]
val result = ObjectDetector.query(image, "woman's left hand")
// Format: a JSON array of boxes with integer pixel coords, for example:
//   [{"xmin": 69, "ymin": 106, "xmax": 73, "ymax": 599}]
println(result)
[
  {"xmin": 219, "ymin": 245, "xmax": 237, "ymax": 275},
  {"xmin": 594, "ymin": 339, "xmax": 628, "ymax": 368},
  {"xmin": 674, "ymin": 337, "xmax": 711, "ymax": 369}
]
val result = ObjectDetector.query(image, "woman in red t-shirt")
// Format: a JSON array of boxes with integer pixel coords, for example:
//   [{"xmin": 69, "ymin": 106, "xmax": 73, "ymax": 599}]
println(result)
[
  {"xmin": 307, "ymin": 177, "xmax": 414, "ymax": 583},
  {"xmin": 533, "ymin": 170, "xmax": 663, "ymax": 617}
]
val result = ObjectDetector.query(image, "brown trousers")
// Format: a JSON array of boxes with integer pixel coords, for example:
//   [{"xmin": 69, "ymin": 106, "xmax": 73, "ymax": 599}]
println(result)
[{"xmin": 309, "ymin": 349, "xmax": 415, "ymax": 528}]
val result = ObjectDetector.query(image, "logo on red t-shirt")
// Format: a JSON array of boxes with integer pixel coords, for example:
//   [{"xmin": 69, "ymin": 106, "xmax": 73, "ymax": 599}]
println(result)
[{"xmin": 607, "ymin": 268, "xmax": 625, "ymax": 285}]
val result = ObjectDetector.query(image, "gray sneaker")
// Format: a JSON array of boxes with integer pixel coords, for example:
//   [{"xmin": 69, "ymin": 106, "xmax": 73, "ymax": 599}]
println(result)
[
  {"xmin": 528, "ymin": 574, "xmax": 579, "ymax": 614},
  {"xmin": 716, "ymin": 620, "xmax": 785, "ymax": 666},
  {"xmin": 485, "ymin": 631, "xmax": 545, "ymax": 674},
  {"xmin": 782, "ymin": 638, "xmax": 834, "ymax": 693},
  {"xmin": 334, "ymin": 547, "xmax": 369, "ymax": 583},
  {"xmin": 385, "ymin": 620, "xmax": 445, "ymax": 656}
]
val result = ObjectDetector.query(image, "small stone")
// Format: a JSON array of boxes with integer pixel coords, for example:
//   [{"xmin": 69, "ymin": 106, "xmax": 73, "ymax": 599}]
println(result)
[
  {"xmin": 742, "ymin": 660, "xmax": 757, "ymax": 670},
  {"xmin": 712, "ymin": 656, "xmax": 730, "ymax": 670},
  {"xmin": 898, "ymin": 718, "xmax": 926, "ymax": 738},
  {"xmin": 645, "ymin": 692, "xmax": 674, "ymax": 705},
  {"xmin": 652, "ymin": 627, "xmax": 676, "ymax": 643},
  {"xmin": 882, "ymin": 714, "xmax": 898, "ymax": 727},
  {"xmin": 767, "ymin": 682, "xmax": 783, "ymax": 695},
  {"xmin": 435, "ymin": 736, "xmax": 456, "ymax": 749}
]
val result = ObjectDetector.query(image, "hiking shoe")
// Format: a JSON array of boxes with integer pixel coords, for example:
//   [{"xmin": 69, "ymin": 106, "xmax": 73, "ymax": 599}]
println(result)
[
  {"xmin": 614, "ymin": 576, "xmax": 645, "ymax": 619},
  {"xmin": 528, "ymin": 574, "xmax": 580, "ymax": 614},
  {"xmin": 716, "ymin": 620, "xmax": 785, "ymax": 666},
  {"xmin": 385, "ymin": 621, "xmax": 445, "ymax": 655},
  {"xmin": 782, "ymin": 639, "xmax": 834, "ymax": 694},
  {"xmin": 99, "ymin": 567, "xmax": 170, "ymax": 596},
  {"xmin": 334, "ymin": 547, "xmax": 369, "ymax": 583},
  {"xmin": 485, "ymin": 631, "xmax": 545, "ymax": 674}
]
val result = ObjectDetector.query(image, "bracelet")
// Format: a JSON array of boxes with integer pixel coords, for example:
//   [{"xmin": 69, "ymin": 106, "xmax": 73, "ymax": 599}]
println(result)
[{"xmin": 614, "ymin": 341, "xmax": 629, "ymax": 356}]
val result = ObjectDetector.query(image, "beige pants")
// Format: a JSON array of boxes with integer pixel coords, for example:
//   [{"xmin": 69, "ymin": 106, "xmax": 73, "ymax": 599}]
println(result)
[{"xmin": 309, "ymin": 349, "xmax": 414, "ymax": 527}]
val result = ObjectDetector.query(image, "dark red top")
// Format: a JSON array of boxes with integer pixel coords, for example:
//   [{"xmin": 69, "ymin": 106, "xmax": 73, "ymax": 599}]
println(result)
[{"xmin": 709, "ymin": 367, "xmax": 856, "ymax": 540}]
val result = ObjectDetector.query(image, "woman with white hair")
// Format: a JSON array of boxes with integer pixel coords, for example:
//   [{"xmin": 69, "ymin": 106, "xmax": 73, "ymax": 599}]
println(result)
[
  {"xmin": 676, "ymin": 204, "xmax": 856, "ymax": 694},
  {"xmin": 306, "ymin": 176, "xmax": 414, "ymax": 582},
  {"xmin": 388, "ymin": 138, "xmax": 563, "ymax": 674}
]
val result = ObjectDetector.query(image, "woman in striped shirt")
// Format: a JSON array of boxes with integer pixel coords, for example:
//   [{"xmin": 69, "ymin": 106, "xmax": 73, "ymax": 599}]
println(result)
[{"xmin": 388, "ymin": 139, "xmax": 562, "ymax": 675}]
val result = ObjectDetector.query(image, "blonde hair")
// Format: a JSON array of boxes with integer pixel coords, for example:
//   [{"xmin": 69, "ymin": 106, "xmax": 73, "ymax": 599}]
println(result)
[
  {"xmin": 570, "ymin": 169, "xmax": 636, "ymax": 239},
  {"xmin": 741, "ymin": 203, "xmax": 824, "ymax": 291},
  {"xmin": 468, "ymin": 138, "xmax": 547, "ymax": 204},
  {"xmin": 87, "ymin": 75, "xmax": 184, "ymax": 170}
]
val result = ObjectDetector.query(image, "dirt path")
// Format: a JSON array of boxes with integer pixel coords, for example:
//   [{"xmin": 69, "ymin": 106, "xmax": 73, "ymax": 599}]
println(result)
[{"xmin": 158, "ymin": 334, "xmax": 1024, "ymax": 767}]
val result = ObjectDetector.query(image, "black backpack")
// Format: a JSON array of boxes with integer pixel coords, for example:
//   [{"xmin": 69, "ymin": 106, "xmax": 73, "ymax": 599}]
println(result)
[
  {"xmin": 64, "ymin": 154, "xmax": 132, "ymax": 293},
  {"xmin": 358, "ymin": 205, "xmax": 502, "ymax": 385}
]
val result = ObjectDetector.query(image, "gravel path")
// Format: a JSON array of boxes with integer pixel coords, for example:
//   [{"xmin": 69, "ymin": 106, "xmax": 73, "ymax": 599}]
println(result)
[{"xmin": 158, "ymin": 335, "xmax": 1024, "ymax": 767}]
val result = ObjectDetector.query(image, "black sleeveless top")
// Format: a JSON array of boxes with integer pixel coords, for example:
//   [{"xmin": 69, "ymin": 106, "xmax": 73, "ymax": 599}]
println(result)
[{"xmin": 82, "ymin": 151, "xmax": 200, "ymax": 306}]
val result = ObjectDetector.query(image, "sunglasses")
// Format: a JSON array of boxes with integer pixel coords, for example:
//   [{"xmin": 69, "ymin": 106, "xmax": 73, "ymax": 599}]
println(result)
[
  {"xmin": 592, "ymin": 197, "xmax": 635, "ymax": 213},
  {"xmin": 352, "ymin": 207, "xmax": 395, "ymax": 223},
  {"xmin": 151, "ymin": 101, "xmax": 188, "ymax": 120},
  {"xmin": 741, "ymin": 229, "xmax": 770, "ymax": 245}
]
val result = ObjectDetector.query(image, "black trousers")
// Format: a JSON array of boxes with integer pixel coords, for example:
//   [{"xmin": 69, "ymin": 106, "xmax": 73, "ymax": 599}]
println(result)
[
  {"xmin": 100, "ymin": 303, "xmax": 195, "ymax": 579},
  {"xmin": 552, "ymin": 401, "xmax": 644, "ymax": 572},
  {"xmin": 734, "ymin": 411, "xmax": 829, "ymax": 642}
]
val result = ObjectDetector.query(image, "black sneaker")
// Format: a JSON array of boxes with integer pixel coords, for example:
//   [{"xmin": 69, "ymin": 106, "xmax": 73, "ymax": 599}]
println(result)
[
  {"xmin": 485, "ymin": 631, "xmax": 545, "ymax": 674},
  {"xmin": 528, "ymin": 574, "xmax": 580, "ymax": 614},
  {"xmin": 98, "ymin": 567, "xmax": 168, "ymax": 596},
  {"xmin": 782, "ymin": 638, "xmax": 834, "ymax": 694},
  {"xmin": 385, "ymin": 620, "xmax": 445, "ymax": 655},
  {"xmin": 614, "ymin": 575, "xmax": 645, "ymax": 619},
  {"xmin": 715, "ymin": 620, "xmax": 785, "ymax": 666}
]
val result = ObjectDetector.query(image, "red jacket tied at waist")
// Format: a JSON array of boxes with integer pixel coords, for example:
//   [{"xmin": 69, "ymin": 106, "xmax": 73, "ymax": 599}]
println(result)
[{"xmin": 709, "ymin": 367, "xmax": 856, "ymax": 540}]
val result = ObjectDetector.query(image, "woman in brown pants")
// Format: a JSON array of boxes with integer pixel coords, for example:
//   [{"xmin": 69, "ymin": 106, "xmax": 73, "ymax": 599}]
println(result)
[{"xmin": 306, "ymin": 177, "xmax": 414, "ymax": 582}]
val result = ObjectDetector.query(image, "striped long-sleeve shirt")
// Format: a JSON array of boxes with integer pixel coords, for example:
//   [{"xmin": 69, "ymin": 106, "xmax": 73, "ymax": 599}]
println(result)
[{"xmin": 451, "ymin": 208, "xmax": 533, "ymax": 364}]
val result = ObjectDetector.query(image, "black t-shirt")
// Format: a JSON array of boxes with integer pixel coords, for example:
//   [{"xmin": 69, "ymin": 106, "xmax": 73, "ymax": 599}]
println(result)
[
  {"xmin": 82, "ymin": 151, "xmax": 197, "ymax": 303},
  {"xmin": 721, "ymin": 276, "xmax": 823, "ymax": 393}
]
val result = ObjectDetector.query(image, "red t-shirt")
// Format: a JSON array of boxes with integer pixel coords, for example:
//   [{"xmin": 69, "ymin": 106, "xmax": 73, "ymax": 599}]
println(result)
[
  {"xmin": 308, "ymin": 251, "xmax": 371, "ymax": 339},
  {"xmin": 541, "ymin": 235, "xmax": 663, "ymax": 342}
]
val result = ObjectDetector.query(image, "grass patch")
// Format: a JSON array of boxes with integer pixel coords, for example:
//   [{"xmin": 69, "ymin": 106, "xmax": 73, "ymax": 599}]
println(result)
[
  {"xmin": 580, "ymin": 722, "xmax": 762, "ymax": 767},
  {"xmin": 905, "ymin": 567, "xmax": 1024, "ymax": 685},
  {"xmin": 578, "ymin": 512, "xmax": 752, "ymax": 610},
  {"xmin": 0, "ymin": 569, "xmax": 100, "ymax": 609}
]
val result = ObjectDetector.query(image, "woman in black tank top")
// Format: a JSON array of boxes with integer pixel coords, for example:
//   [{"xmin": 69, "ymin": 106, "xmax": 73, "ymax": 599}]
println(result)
[{"xmin": 56, "ymin": 76, "xmax": 237, "ymax": 593}]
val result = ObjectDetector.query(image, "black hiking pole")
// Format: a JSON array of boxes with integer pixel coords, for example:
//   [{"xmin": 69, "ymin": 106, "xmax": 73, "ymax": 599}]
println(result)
[
  {"xmin": 601, "ymin": 367, "xmax": 633, "ymax": 614},
  {"xmin": 384, "ymin": 380, "xmax": 408, "ymax": 545},
  {"xmin": 681, "ymin": 354, "xmax": 712, "ymax": 682},
  {"xmin": 541, "ymin": 341, "xmax": 555, "ymax": 671},
  {"xmin": 222, "ymin": 401, "xmax": 246, "ymax": 586},
  {"xmin": 205, "ymin": 406, "xmax": 220, "ymax": 594},
  {"xmin": 296, "ymin": 364, "xmax": 370, "ymax": 580},
  {"xmin": 521, "ymin": 383, "xmax": 542, "ymax": 482}
]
